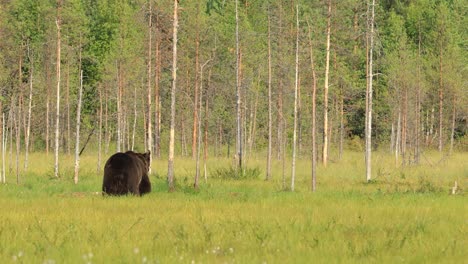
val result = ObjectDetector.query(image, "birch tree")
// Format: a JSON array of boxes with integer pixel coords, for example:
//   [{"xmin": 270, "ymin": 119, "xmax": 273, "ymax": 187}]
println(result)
[
  {"xmin": 322, "ymin": 0, "xmax": 332, "ymax": 167},
  {"xmin": 54, "ymin": 0, "xmax": 62, "ymax": 178},
  {"xmin": 192, "ymin": 2, "xmax": 200, "ymax": 160},
  {"xmin": 167, "ymin": 0, "xmax": 178, "ymax": 192},
  {"xmin": 74, "ymin": 70, "xmax": 83, "ymax": 184},
  {"xmin": 307, "ymin": 20, "xmax": 318, "ymax": 192},
  {"xmin": 365, "ymin": 0, "xmax": 375, "ymax": 182},
  {"xmin": 235, "ymin": 0, "xmax": 243, "ymax": 171},
  {"xmin": 146, "ymin": 0, "xmax": 153, "ymax": 172},
  {"xmin": 291, "ymin": 5, "xmax": 299, "ymax": 192},
  {"xmin": 24, "ymin": 45, "xmax": 33, "ymax": 170},
  {"xmin": 266, "ymin": 12, "xmax": 272, "ymax": 181}
]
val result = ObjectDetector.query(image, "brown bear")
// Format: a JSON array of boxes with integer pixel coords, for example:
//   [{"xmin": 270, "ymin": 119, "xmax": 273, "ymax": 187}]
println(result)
[{"xmin": 102, "ymin": 150, "xmax": 152, "ymax": 196}]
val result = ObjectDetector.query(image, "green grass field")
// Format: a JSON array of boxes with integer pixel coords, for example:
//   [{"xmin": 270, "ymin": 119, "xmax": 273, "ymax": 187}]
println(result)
[{"xmin": 0, "ymin": 151, "xmax": 466, "ymax": 263}]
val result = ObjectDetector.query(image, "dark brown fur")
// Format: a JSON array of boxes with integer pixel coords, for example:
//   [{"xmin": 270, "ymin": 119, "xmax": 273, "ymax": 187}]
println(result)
[{"xmin": 102, "ymin": 151, "xmax": 151, "ymax": 196}]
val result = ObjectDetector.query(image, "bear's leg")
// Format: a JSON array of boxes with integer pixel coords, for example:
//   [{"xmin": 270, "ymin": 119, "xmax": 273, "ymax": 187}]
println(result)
[
  {"xmin": 128, "ymin": 179, "xmax": 141, "ymax": 196},
  {"xmin": 139, "ymin": 174, "xmax": 152, "ymax": 195}
]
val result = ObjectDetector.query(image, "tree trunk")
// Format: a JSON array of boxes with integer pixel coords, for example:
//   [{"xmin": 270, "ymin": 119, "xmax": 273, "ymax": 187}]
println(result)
[
  {"xmin": 97, "ymin": 89, "xmax": 103, "ymax": 172},
  {"xmin": 154, "ymin": 23, "xmax": 161, "ymax": 158},
  {"xmin": 54, "ymin": 1, "xmax": 62, "ymax": 178},
  {"xmin": 438, "ymin": 44, "xmax": 443, "ymax": 152},
  {"xmin": 365, "ymin": 0, "xmax": 375, "ymax": 182},
  {"xmin": 117, "ymin": 61, "xmax": 122, "ymax": 152},
  {"xmin": 276, "ymin": 7, "xmax": 284, "ymax": 162},
  {"xmin": 74, "ymin": 70, "xmax": 83, "ymax": 184},
  {"xmin": 195, "ymin": 59, "xmax": 211, "ymax": 189},
  {"xmin": 1, "ymin": 113, "xmax": 5, "ymax": 183},
  {"xmin": 402, "ymin": 85, "xmax": 408, "ymax": 165},
  {"xmin": 15, "ymin": 100, "xmax": 21, "ymax": 184},
  {"xmin": 46, "ymin": 48, "xmax": 50, "ymax": 156},
  {"xmin": 339, "ymin": 91, "xmax": 344, "ymax": 160},
  {"xmin": 167, "ymin": 0, "xmax": 178, "ymax": 192},
  {"xmin": 104, "ymin": 86, "xmax": 109, "ymax": 155},
  {"xmin": 415, "ymin": 29, "xmax": 422, "ymax": 164},
  {"xmin": 24, "ymin": 46, "xmax": 34, "ymax": 171},
  {"xmin": 449, "ymin": 97, "xmax": 456, "ymax": 154},
  {"xmin": 307, "ymin": 20, "xmax": 318, "ymax": 192},
  {"xmin": 395, "ymin": 107, "xmax": 401, "ymax": 166},
  {"xmin": 8, "ymin": 101, "xmax": 13, "ymax": 176},
  {"xmin": 66, "ymin": 60, "xmax": 70, "ymax": 156},
  {"xmin": 390, "ymin": 118, "xmax": 395, "ymax": 153},
  {"xmin": 147, "ymin": 0, "xmax": 153, "ymax": 173},
  {"xmin": 235, "ymin": 0, "xmax": 243, "ymax": 171},
  {"xmin": 266, "ymin": 13, "xmax": 272, "ymax": 181},
  {"xmin": 323, "ymin": 0, "xmax": 332, "ymax": 167},
  {"xmin": 204, "ymin": 69, "xmax": 211, "ymax": 183},
  {"xmin": 192, "ymin": 3, "xmax": 200, "ymax": 160},
  {"xmin": 429, "ymin": 107, "xmax": 435, "ymax": 146},
  {"xmin": 291, "ymin": 5, "xmax": 299, "ymax": 192},
  {"xmin": 131, "ymin": 86, "xmax": 137, "ymax": 151}
]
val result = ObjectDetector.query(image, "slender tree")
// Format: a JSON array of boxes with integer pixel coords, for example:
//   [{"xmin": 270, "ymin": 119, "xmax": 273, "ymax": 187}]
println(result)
[
  {"xmin": 97, "ymin": 89, "xmax": 103, "ymax": 172},
  {"xmin": 54, "ymin": 0, "xmax": 62, "ymax": 178},
  {"xmin": 74, "ymin": 70, "xmax": 83, "ymax": 184},
  {"xmin": 266, "ymin": 12, "xmax": 272, "ymax": 181},
  {"xmin": 323, "ymin": 0, "xmax": 332, "ymax": 167},
  {"xmin": 195, "ymin": 59, "xmax": 211, "ymax": 189},
  {"xmin": 24, "ymin": 44, "xmax": 33, "ymax": 170},
  {"xmin": 146, "ymin": 0, "xmax": 153, "ymax": 172},
  {"xmin": 307, "ymin": 20, "xmax": 318, "ymax": 192},
  {"xmin": 1, "ymin": 113, "xmax": 5, "ymax": 183},
  {"xmin": 291, "ymin": 5, "xmax": 299, "ymax": 192},
  {"xmin": 192, "ymin": 2, "xmax": 200, "ymax": 160},
  {"xmin": 167, "ymin": 0, "xmax": 179, "ymax": 192},
  {"xmin": 235, "ymin": 0, "xmax": 243, "ymax": 172},
  {"xmin": 365, "ymin": 0, "xmax": 375, "ymax": 182}
]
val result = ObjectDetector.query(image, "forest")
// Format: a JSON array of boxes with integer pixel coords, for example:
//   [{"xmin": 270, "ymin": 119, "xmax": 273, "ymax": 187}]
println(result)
[
  {"xmin": 0, "ymin": 1, "xmax": 467, "ymax": 262},
  {"xmin": 0, "ymin": 0, "xmax": 466, "ymax": 183}
]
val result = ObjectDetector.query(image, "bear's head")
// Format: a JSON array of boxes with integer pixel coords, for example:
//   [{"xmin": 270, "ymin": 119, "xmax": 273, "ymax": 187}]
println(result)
[{"xmin": 125, "ymin": 150, "xmax": 151, "ymax": 172}]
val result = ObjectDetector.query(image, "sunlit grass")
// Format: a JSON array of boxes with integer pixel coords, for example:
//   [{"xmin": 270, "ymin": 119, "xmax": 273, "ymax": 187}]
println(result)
[{"xmin": 0, "ymin": 150, "xmax": 466, "ymax": 263}]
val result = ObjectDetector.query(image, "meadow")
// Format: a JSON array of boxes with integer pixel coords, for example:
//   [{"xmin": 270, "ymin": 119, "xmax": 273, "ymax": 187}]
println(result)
[{"xmin": 0, "ymin": 151, "xmax": 466, "ymax": 263}]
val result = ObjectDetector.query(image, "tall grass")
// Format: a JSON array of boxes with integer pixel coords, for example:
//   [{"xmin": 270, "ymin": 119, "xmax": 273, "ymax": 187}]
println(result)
[{"xmin": 0, "ymin": 151, "xmax": 466, "ymax": 263}]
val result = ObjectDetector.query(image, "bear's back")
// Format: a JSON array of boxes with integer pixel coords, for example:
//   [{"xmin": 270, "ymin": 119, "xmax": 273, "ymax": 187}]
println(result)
[{"xmin": 105, "ymin": 152, "xmax": 134, "ymax": 171}]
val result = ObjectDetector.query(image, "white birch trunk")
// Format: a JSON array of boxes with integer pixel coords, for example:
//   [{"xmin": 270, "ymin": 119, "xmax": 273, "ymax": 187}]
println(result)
[
  {"xmin": 24, "ymin": 48, "xmax": 33, "ymax": 170},
  {"xmin": 131, "ymin": 86, "xmax": 137, "ymax": 151},
  {"xmin": 323, "ymin": 0, "xmax": 332, "ymax": 167},
  {"xmin": 167, "ymin": 0, "xmax": 178, "ymax": 191},
  {"xmin": 195, "ymin": 59, "xmax": 211, "ymax": 189},
  {"xmin": 291, "ymin": 5, "xmax": 299, "ymax": 192},
  {"xmin": 307, "ymin": 20, "xmax": 318, "ymax": 192},
  {"xmin": 235, "ymin": 0, "xmax": 243, "ymax": 171},
  {"xmin": 98, "ymin": 89, "xmax": 102, "ymax": 172},
  {"xmin": 266, "ymin": 13, "xmax": 272, "ymax": 181},
  {"xmin": 147, "ymin": 0, "xmax": 153, "ymax": 172},
  {"xmin": 54, "ymin": 8, "xmax": 62, "ymax": 178},
  {"xmin": 74, "ymin": 70, "xmax": 83, "ymax": 184},
  {"xmin": 15, "ymin": 101, "xmax": 20, "ymax": 184},
  {"xmin": 365, "ymin": 0, "xmax": 375, "ymax": 182}
]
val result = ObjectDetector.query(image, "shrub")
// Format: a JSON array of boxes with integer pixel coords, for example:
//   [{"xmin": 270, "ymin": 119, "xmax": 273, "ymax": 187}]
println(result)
[{"xmin": 212, "ymin": 166, "xmax": 261, "ymax": 180}]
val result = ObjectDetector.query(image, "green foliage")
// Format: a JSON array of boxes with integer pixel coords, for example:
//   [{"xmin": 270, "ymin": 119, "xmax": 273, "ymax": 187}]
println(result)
[{"xmin": 0, "ymin": 0, "xmax": 466, "ymax": 159}]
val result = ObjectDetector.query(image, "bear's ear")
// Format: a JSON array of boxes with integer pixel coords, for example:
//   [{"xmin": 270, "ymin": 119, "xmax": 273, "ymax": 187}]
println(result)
[{"xmin": 144, "ymin": 151, "xmax": 151, "ymax": 162}]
